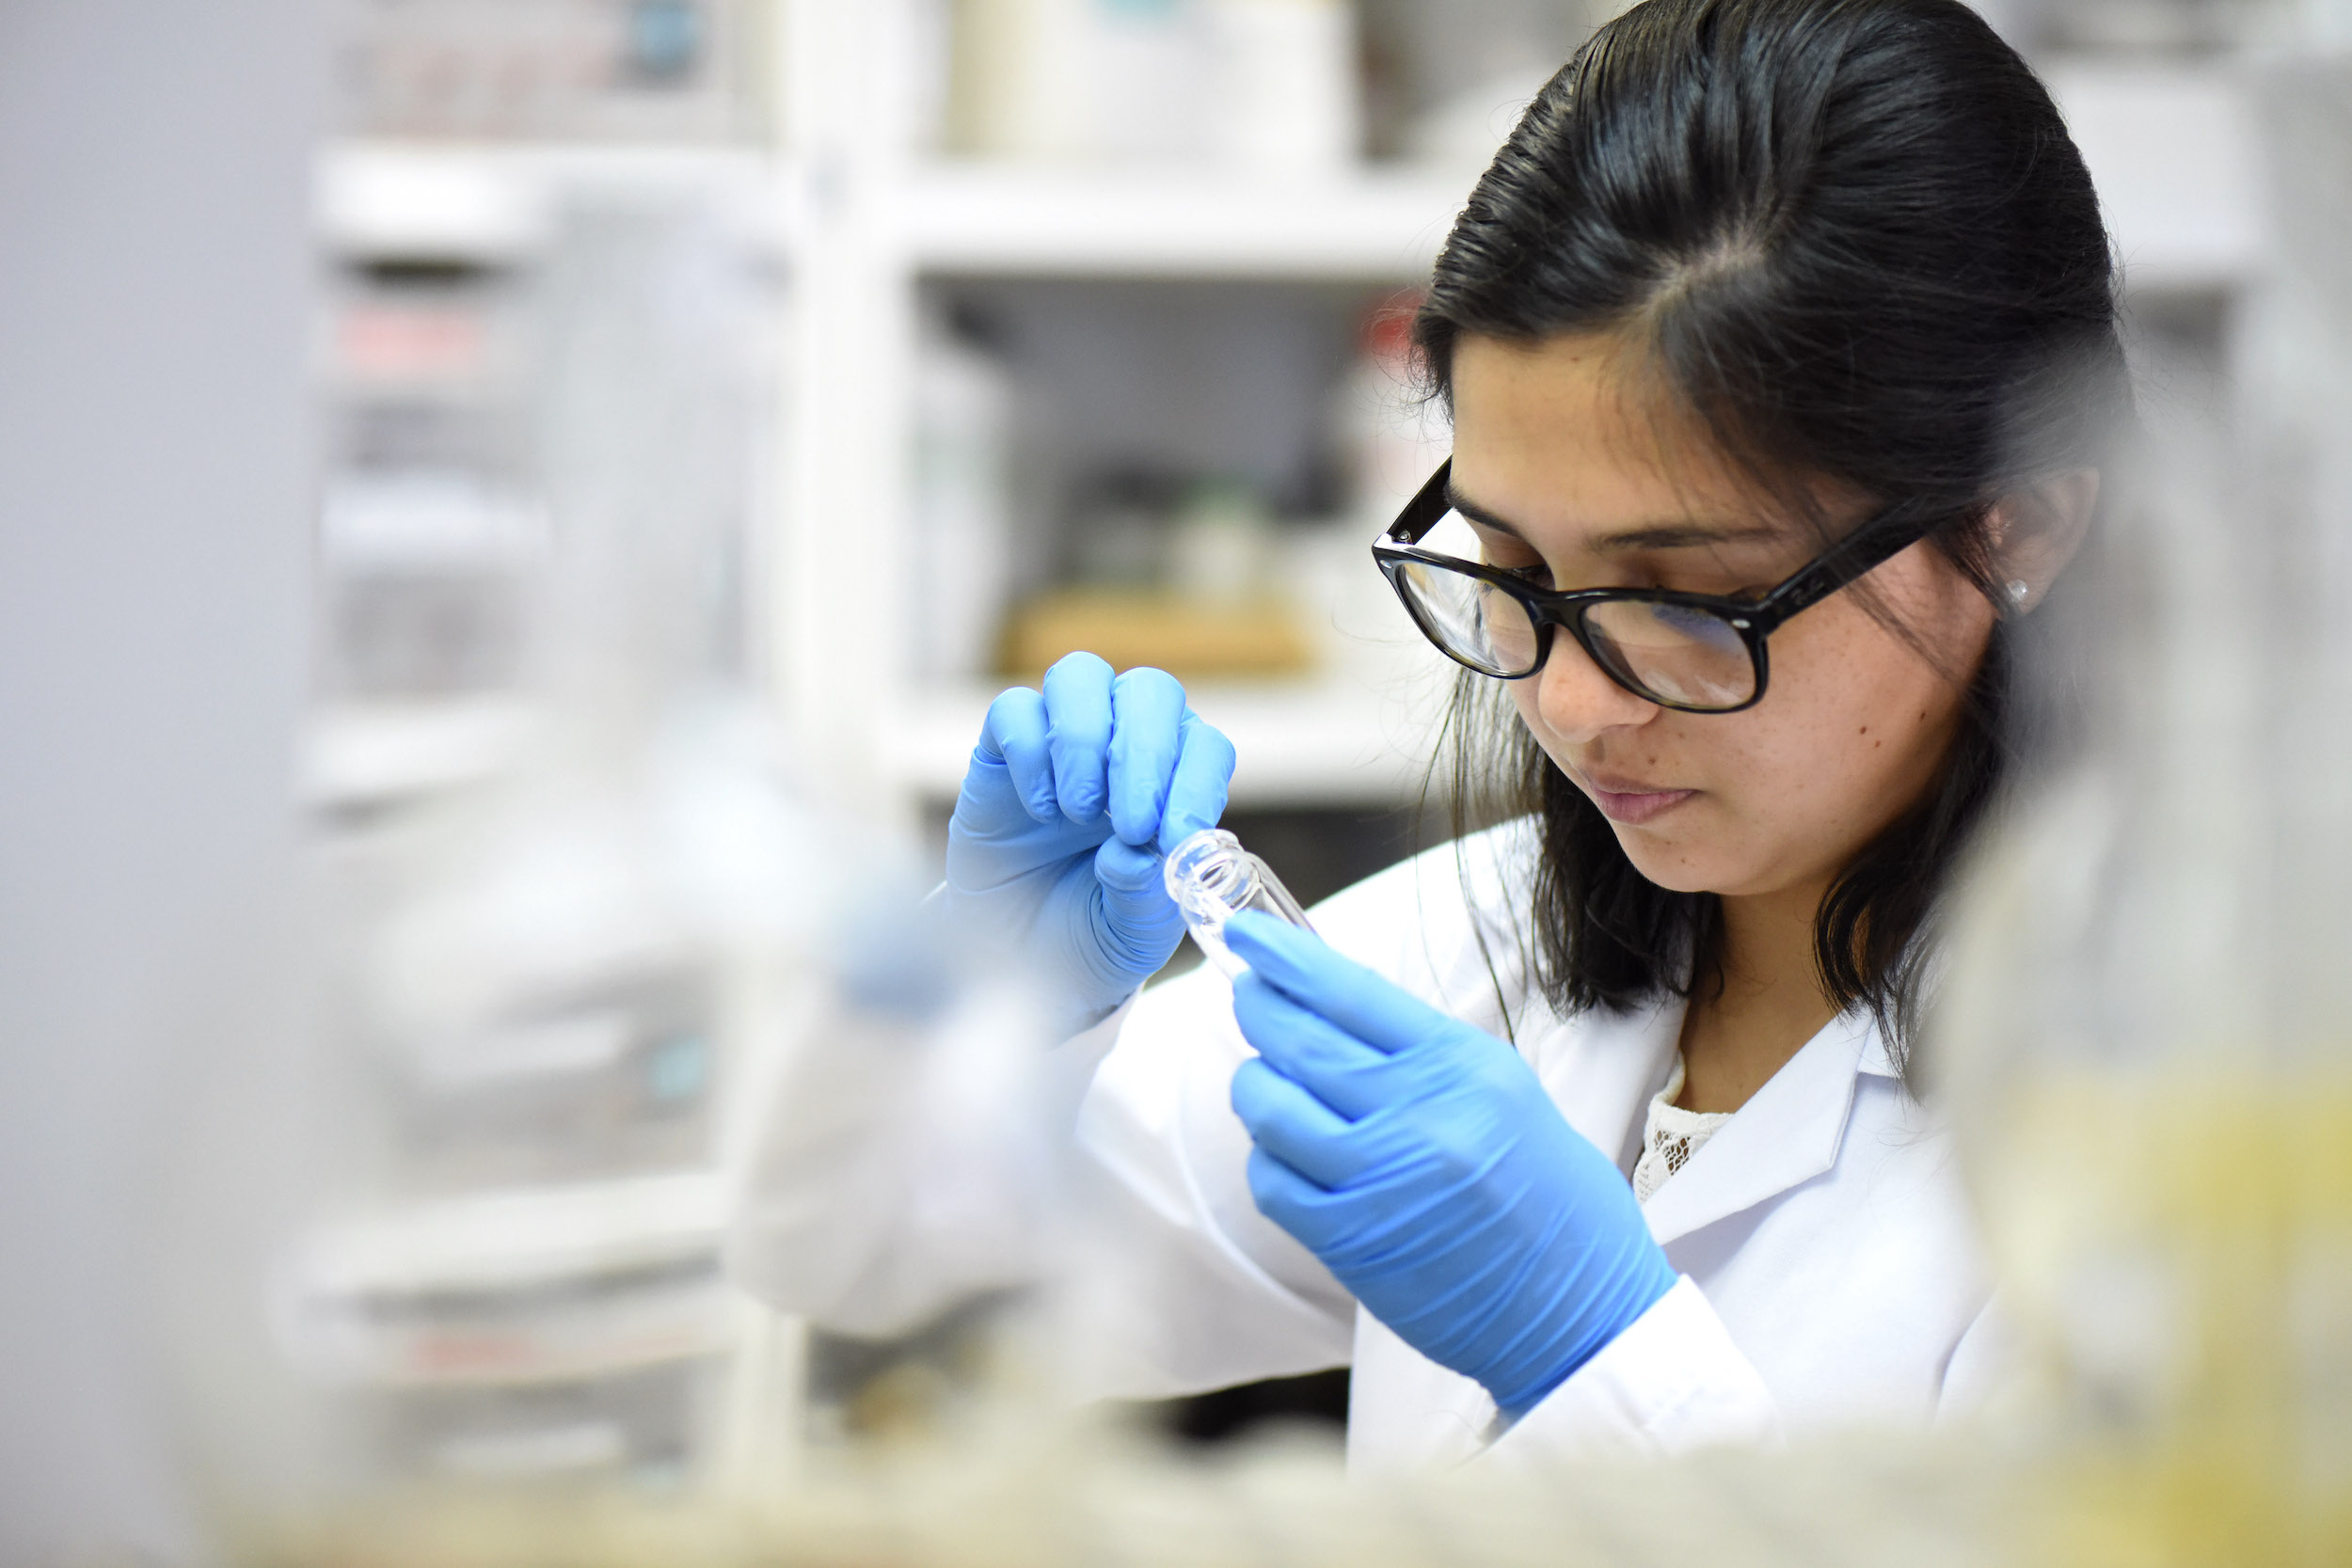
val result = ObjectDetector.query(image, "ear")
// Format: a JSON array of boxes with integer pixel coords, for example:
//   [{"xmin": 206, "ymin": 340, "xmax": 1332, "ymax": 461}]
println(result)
[{"xmin": 1987, "ymin": 469, "xmax": 2099, "ymax": 615}]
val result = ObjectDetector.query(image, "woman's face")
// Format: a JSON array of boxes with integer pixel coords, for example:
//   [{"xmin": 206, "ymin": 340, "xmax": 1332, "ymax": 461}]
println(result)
[{"xmin": 1446, "ymin": 331, "xmax": 1999, "ymax": 902}]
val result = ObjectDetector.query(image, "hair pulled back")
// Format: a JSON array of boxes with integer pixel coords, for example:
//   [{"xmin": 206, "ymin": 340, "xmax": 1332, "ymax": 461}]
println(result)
[{"xmin": 1416, "ymin": 0, "xmax": 2132, "ymax": 1069}]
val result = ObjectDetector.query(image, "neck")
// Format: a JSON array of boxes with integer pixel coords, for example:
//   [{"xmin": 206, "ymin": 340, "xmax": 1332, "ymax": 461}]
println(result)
[{"xmin": 1675, "ymin": 878, "xmax": 1839, "ymax": 1115}]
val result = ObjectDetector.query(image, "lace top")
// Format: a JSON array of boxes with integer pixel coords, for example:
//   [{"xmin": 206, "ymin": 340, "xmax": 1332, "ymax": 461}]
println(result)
[{"xmin": 1632, "ymin": 1053, "xmax": 1735, "ymax": 1205}]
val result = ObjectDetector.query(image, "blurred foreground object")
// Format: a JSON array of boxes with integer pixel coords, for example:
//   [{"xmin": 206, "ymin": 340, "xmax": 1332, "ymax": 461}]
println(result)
[
  {"xmin": 234, "ymin": 1427, "xmax": 2012, "ymax": 1568},
  {"xmin": 1937, "ymin": 47, "xmax": 2352, "ymax": 1568},
  {"xmin": 183, "ymin": 198, "xmax": 844, "ymax": 1513}
]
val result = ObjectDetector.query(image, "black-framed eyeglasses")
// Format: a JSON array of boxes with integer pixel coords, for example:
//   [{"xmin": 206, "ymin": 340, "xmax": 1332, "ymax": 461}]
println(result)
[{"xmin": 1372, "ymin": 460, "xmax": 1950, "ymax": 714}]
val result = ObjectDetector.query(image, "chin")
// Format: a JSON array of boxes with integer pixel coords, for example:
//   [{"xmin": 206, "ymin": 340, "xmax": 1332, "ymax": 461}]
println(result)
[{"xmin": 1610, "ymin": 830, "xmax": 1745, "ymax": 896}]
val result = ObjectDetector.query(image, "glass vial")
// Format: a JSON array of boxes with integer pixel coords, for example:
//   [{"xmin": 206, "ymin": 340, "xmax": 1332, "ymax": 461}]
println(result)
[{"xmin": 1161, "ymin": 828, "xmax": 1314, "ymax": 976}]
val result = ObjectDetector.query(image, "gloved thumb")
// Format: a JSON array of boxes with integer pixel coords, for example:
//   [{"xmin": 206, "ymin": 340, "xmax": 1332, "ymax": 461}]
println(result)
[
  {"xmin": 1224, "ymin": 911, "xmax": 1460, "ymax": 1055},
  {"xmin": 1089, "ymin": 836, "xmax": 1184, "ymax": 971}
]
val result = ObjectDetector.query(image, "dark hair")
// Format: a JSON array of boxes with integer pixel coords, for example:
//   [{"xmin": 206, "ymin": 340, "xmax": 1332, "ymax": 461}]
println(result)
[{"xmin": 1414, "ymin": 0, "xmax": 2132, "ymax": 1076}]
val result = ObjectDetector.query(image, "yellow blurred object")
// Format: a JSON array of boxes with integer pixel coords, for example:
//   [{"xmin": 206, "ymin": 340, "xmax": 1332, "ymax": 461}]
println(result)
[
  {"xmin": 1978, "ymin": 1075, "xmax": 2352, "ymax": 1568},
  {"xmin": 224, "ymin": 1423, "xmax": 2019, "ymax": 1568},
  {"xmin": 996, "ymin": 589, "xmax": 1313, "ymax": 682}
]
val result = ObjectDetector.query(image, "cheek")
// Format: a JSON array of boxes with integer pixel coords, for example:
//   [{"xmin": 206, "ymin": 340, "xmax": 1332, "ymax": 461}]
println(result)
[
  {"xmin": 1507, "ymin": 675, "xmax": 1541, "ymax": 739},
  {"xmin": 1727, "ymin": 573, "xmax": 1994, "ymax": 848}
]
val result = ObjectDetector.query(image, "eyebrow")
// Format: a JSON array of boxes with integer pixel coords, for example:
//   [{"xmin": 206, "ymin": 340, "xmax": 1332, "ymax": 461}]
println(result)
[{"xmin": 1445, "ymin": 482, "xmax": 1788, "ymax": 553}]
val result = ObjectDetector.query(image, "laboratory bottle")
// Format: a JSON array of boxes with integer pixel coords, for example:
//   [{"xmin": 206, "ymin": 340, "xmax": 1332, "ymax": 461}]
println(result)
[{"xmin": 1162, "ymin": 828, "xmax": 1314, "ymax": 975}]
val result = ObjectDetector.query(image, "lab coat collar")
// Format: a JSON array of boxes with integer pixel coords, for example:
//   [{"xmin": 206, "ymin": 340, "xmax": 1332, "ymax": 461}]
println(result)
[
  {"xmin": 1638, "ymin": 1008, "xmax": 1879, "ymax": 1247},
  {"xmin": 1855, "ymin": 1016, "xmax": 1899, "ymax": 1079}
]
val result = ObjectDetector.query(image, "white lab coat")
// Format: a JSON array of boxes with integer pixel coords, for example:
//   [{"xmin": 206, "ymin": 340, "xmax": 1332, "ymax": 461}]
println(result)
[{"xmin": 732, "ymin": 820, "xmax": 1997, "ymax": 1471}]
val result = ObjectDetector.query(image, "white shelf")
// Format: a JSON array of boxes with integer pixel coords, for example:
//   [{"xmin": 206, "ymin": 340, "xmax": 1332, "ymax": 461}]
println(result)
[
  {"xmin": 317, "ymin": 140, "xmax": 787, "ymax": 261},
  {"xmin": 902, "ymin": 162, "xmax": 1471, "ymax": 281},
  {"xmin": 296, "ymin": 1171, "xmax": 727, "ymax": 1295},
  {"xmin": 305, "ymin": 697, "xmax": 538, "ymax": 807},
  {"xmin": 281, "ymin": 1171, "xmax": 735, "ymax": 1388},
  {"xmin": 881, "ymin": 678, "xmax": 1448, "ymax": 809}
]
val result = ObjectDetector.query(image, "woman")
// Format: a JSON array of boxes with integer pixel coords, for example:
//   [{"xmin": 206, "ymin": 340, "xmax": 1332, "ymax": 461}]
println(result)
[{"xmin": 737, "ymin": 0, "xmax": 2126, "ymax": 1468}]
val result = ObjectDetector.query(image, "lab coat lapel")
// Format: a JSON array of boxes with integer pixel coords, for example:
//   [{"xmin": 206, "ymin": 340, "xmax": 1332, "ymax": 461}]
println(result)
[
  {"xmin": 1638, "ymin": 1009, "xmax": 1874, "ymax": 1247},
  {"xmin": 1529, "ymin": 995, "xmax": 1683, "ymax": 1178}
]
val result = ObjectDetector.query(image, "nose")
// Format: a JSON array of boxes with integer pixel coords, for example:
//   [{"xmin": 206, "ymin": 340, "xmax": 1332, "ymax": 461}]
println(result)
[{"xmin": 1530, "ymin": 631, "xmax": 1660, "ymax": 745}]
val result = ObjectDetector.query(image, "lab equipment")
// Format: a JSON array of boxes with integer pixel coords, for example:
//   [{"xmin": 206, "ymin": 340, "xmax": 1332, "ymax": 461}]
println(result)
[
  {"xmin": 1160, "ymin": 828, "xmax": 1313, "ymax": 977},
  {"xmin": 1223, "ymin": 911, "xmax": 1678, "ymax": 1416},
  {"xmin": 198, "ymin": 198, "xmax": 824, "ymax": 1512},
  {"xmin": 941, "ymin": 655, "xmax": 1234, "ymax": 1026}
]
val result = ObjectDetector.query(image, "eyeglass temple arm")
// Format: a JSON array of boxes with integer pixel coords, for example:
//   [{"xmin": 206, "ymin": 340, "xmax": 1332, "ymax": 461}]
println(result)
[
  {"xmin": 1744, "ymin": 500, "xmax": 1946, "ymax": 629},
  {"xmin": 1385, "ymin": 459, "xmax": 1456, "ymax": 545}
]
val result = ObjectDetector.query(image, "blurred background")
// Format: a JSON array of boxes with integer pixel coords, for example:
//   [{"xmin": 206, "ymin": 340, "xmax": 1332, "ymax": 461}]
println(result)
[{"xmin": 0, "ymin": 0, "xmax": 2321, "ymax": 1560}]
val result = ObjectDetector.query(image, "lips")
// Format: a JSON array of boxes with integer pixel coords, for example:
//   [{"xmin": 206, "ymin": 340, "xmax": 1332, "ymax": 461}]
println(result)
[{"xmin": 1579, "ymin": 772, "xmax": 1696, "ymax": 826}]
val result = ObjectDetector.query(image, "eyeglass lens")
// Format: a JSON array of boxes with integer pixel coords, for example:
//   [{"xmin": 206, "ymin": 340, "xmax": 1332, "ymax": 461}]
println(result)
[
  {"xmin": 1392, "ymin": 557, "xmax": 1542, "ymax": 676},
  {"xmin": 1579, "ymin": 598, "xmax": 1756, "ymax": 709},
  {"xmin": 1392, "ymin": 550, "xmax": 1758, "ymax": 709}
]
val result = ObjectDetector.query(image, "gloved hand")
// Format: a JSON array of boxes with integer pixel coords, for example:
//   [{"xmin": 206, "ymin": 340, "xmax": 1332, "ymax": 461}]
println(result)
[
  {"xmin": 943, "ymin": 652, "xmax": 1236, "ymax": 1027},
  {"xmin": 1224, "ymin": 911, "xmax": 1678, "ymax": 1417}
]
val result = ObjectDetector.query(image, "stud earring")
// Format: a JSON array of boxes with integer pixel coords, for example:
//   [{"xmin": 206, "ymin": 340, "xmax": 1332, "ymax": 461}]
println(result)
[{"xmin": 2005, "ymin": 579, "xmax": 2031, "ymax": 609}]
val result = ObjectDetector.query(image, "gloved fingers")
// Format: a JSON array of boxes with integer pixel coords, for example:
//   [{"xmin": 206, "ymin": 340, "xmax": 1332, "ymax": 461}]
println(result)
[
  {"xmin": 1105, "ymin": 666, "xmax": 1186, "ymax": 847},
  {"xmin": 1087, "ymin": 836, "xmax": 1184, "ymax": 972},
  {"xmin": 1232, "ymin": 1058, "xmax": 1389, "ymax": 1189},
  {"xmin": 1092, "ymin": 834, "xmax": 1173, "ymax": 903},
  {"xmin": 948, "ymin": 745, "xmax": 1030, "ymax": 843},
  {"xmin": 979, "ymin": 686, "xmax": 1060, "ymax": 824},
  {"xmin": 1041, "ymin": 652, "xmax": 1116, "ymax": 823},
  {"xmin": 1231, "ymin": 972, "xmax": 1397, "ymax": 1122},
  {"xmin": 1224, "ymin": 911, "xmax": 1466, "ymax": 1055},
  {"xmin": 1244, "ymin": 1144, "xmax": 1350, "ymax": 1248},
  {"xmin": 1157, "ymin": 710, "xmax": 1237, "ymax": 853}
]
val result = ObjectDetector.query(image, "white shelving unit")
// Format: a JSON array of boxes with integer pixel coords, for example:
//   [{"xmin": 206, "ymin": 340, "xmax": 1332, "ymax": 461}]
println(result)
[
  {"xmin": 902, "ymin": 163, "xmax": 1472, "ymax": 279},
  {"xmin": 876, "ymin": 162, "xmax": 1473, "ymax": 817},
  {"xmin": 317, "ymin": 139, "xmax": 790, "ymax": 261},
  {"xmin": 758, "ymin": 5, "xmax": 1465, "ymax": 830}
]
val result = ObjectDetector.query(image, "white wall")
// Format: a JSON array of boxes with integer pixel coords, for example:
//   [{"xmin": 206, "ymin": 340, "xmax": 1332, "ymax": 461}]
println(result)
[{"xmin": 0, "ymin": 0, "xmax": 324, "ymax": 1558}]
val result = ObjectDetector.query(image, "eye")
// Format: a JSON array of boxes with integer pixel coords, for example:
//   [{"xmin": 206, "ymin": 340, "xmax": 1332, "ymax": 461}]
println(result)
[{"xmin": 1493, "ymin": 558, "xmax": 1554, "ymax": 589}]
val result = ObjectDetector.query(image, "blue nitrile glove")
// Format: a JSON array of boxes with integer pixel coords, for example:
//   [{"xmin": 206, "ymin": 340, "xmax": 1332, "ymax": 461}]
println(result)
[
  {"xmin": 943, "ymin": 652, "xmax": 1236, "ymax": 1026},
  {"xmin": 1224, "ymin": 911, "xmax": 1678, "ymax": 1418}
]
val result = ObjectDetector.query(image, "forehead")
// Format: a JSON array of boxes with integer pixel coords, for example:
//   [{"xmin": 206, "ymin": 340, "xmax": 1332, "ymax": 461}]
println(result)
[{"xmin": 1447, "ymin": 331, "xmax": 1778, "ymax": 545}]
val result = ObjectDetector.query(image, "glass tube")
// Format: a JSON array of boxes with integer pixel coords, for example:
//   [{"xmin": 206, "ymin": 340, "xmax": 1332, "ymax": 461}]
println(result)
[{"xmin": 1161, "ymin": 828, "xmax": 1315, "ymax": 977}]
